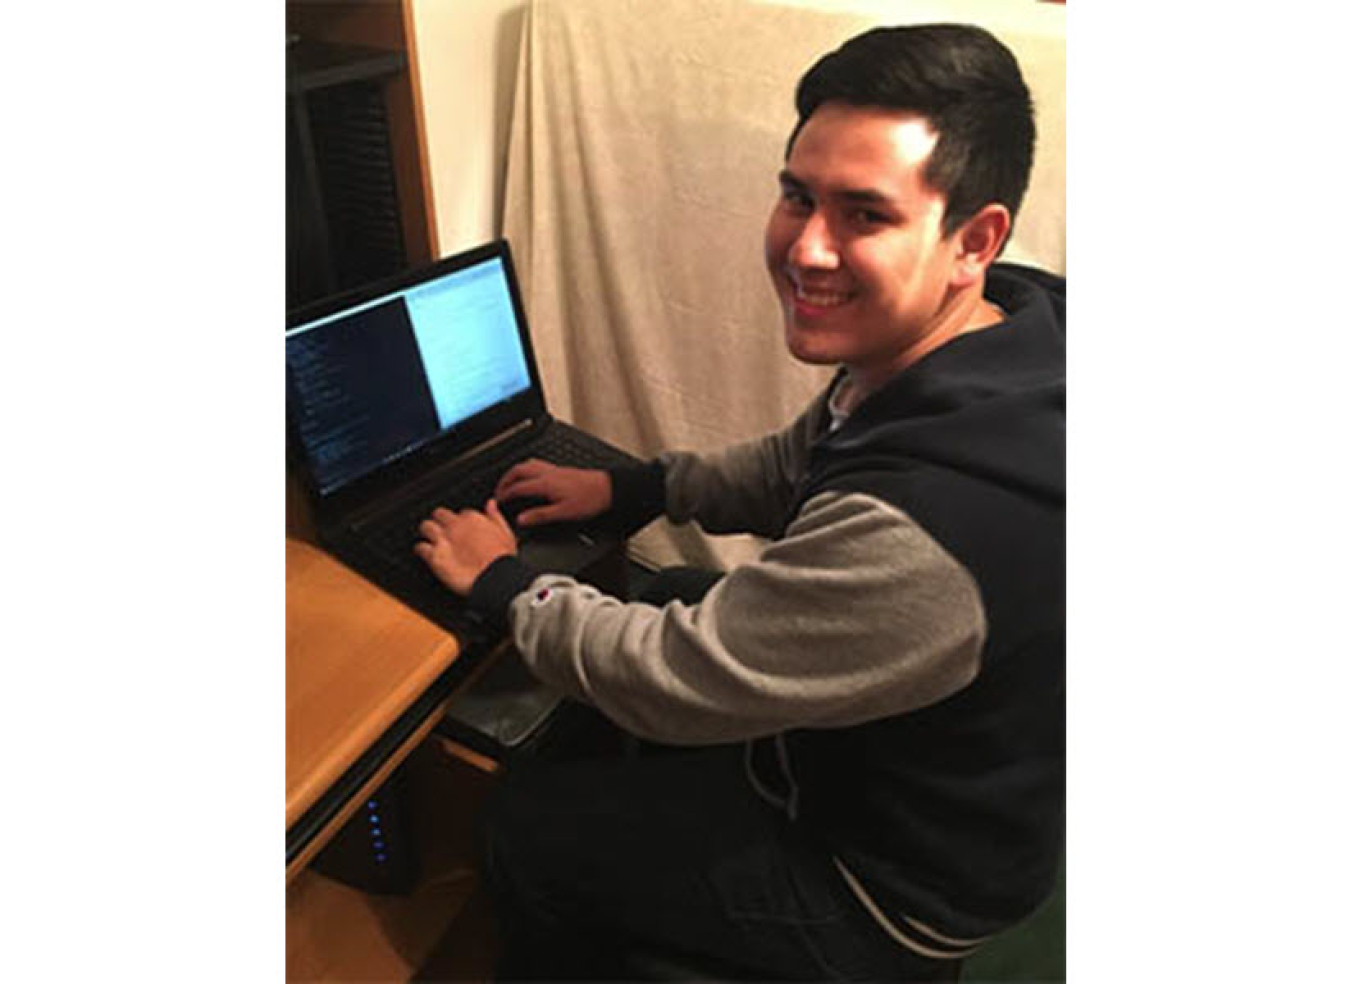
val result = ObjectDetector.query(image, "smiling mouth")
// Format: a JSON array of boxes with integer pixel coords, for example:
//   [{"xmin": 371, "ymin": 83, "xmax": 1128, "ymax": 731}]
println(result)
[{"xmin": 789, "ymin": 279, "xmax": 856, "ymax": 314}]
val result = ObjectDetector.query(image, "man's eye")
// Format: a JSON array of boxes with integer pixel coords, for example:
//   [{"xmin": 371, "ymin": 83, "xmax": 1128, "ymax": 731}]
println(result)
[
  {"xmin": 781, "ymin": 189, "xmax": 813, "ymax": 211},
  {"xmin": 850, "ymin": 208, "xmax": 889, "ymax": 226}
]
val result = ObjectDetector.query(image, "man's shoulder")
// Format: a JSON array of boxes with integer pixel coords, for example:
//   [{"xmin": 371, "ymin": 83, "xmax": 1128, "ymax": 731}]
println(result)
[
  {"xmin": 987, "ymin": 262, "xmax": 1065, "ymax": 328},
  {"xmin": 989, "ymin": 261, "xmax": 1065, "ymax": 290}
]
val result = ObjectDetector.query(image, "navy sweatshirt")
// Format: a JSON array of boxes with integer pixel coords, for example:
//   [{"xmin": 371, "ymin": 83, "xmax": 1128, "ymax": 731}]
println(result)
[{"xmin": 472, "ymin": 263, "xmax": 1066, "ymax": 951}]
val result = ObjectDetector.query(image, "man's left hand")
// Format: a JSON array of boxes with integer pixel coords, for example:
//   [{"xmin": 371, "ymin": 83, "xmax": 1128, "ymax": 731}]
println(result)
[{"xmin": 415, "ymin": 499, "xmax": 517, "ymax": 596}]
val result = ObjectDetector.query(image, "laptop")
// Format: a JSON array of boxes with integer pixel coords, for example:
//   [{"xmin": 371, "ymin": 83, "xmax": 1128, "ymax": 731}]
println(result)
[{"xmin": 286, "ymin": 239, "xmax": 639, "ymax": 651}]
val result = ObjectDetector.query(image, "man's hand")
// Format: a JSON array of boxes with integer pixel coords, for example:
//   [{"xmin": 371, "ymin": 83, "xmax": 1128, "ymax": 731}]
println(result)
[
  {"xmin": 493, "ymin": 459, "xmax": 613, "ymax": 527},
  {"xmin": 414, "ymin": 500, "xmax": 517, "ymax": 596}
]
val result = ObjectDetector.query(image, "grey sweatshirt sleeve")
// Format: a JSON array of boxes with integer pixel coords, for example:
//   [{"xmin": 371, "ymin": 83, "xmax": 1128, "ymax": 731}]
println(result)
[
  {"xmin": 504, "ymin": 490, "xmax": 987, "ymax": 745},
  {"xmin": 660, "ymin": 390, "xmax": 830, "ymax": 538}
]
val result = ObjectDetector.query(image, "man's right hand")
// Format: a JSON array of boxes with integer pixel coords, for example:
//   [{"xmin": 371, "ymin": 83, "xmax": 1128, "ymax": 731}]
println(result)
[{"xmin": 493, "ymin": 459, "xmax": 613, "ymax": 528}]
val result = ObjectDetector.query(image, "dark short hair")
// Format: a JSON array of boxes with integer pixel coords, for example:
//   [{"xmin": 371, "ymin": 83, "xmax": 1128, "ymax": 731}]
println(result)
[{"xmin": 789, "ymin": 23, "xmax": 1036, "ymax": 239}]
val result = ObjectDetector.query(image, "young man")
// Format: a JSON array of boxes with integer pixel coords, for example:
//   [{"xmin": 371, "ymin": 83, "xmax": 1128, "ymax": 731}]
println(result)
[{"xmin": 417, "ymin": 23, "xmax": 1064, "ymax": 982}]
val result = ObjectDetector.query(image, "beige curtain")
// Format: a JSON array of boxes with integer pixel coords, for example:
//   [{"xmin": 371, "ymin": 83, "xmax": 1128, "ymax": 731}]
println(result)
[{"xmin": 502, "ymin": 0, "xmax": 1065, "ymax": 570}]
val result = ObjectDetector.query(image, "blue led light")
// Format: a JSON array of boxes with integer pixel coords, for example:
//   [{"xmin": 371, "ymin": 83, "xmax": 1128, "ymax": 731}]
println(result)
[
  {"xmin": 371, "ymin": 827, "xmax": 382, "ymax": 838},
  {"xmin": 376, "ymin": 853, "xmax": 387, "ymax": 864},
  {"xmin": 367, "ymin": 800, "xmax": 378, "ymax": 810},
  {"xmin": 368, "ymin": 813, "xmax": 381, "ymax": 825},
  {"xmin": 373, "ymin": 841, "xmax": 385, "ymax": 850}
]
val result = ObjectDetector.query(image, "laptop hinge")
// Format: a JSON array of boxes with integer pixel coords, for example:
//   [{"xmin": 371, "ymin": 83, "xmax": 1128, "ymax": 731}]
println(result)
[
  {"xmin": 346, "ymin": 416, "xmax": 549, "ymax": 531},
  {"xmin": 461, "ymin": 416, "xmax": 540, "ymax": 462}
]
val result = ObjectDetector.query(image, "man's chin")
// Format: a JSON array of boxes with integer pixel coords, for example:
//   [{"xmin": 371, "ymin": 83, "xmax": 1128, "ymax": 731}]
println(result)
[{"xmin": 784, "ymin": 326, "xmax": 843, "ymax": 367}]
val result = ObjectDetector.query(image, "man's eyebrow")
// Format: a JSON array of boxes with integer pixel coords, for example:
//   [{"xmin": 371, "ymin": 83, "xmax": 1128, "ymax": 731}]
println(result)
[
  {"xmin": 838, "ymin": 188, "xmax": 896, "ymax": 206},
  {"xmin": 777, "ymin": 170, "xmax": 898, "ymax": 206}
]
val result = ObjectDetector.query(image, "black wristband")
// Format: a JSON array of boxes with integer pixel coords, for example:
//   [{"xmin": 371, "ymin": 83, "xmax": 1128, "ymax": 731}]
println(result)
[
  {"xmin": 603, "ymin": 459, "xmax": 667, "ymax": 535},
  {"xmin": 467, "ymin": 555, "xmax": 540, "ymax": 633}
]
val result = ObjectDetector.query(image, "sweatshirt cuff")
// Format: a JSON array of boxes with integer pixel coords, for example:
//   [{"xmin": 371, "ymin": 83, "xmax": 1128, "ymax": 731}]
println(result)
[
  {"xmin": 467, "ymin": 554, "xmax": 540, "ymax": 633},
  {"xmin": 604, "ymin": 459, "xmax": 667, "ymax": 535}
]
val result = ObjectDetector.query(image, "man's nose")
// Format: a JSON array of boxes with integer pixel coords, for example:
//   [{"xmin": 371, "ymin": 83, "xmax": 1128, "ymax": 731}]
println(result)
[{"xmin": 788, "ymin": 211, "xmax": 841, "ymax": 270}]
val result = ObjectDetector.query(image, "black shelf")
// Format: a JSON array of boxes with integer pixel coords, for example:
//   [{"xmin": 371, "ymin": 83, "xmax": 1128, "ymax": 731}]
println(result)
[
  {"xmin": 287, "ymin": 38, "xmax": 411, "ymax": 310},
  {"xmin": 286, "ymin": 38, "xmax": 406, "ymax": 94}
]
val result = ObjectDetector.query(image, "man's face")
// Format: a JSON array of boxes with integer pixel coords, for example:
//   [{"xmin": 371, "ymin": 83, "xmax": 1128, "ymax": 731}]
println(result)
[{"xmin": 764, "ymin": 102, "xmax": 963, "ymax": 388}]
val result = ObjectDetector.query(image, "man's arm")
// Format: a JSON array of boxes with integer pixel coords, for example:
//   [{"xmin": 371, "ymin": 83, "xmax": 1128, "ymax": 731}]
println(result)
[
  {"xmin": 492, "ymin": 387, "xmax": 833, "ymax": 540},
  {"xmin": 659, "ymin": 387, "xmax": 831, "ymax": 538},
  {"xmin": 469, "ymin": 490, "xmax": 987, "ymax": 745}
]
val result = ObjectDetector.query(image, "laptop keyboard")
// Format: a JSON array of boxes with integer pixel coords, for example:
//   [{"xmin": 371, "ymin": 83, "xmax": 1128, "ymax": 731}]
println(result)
[{"xmin": 363, "ymin": 425, "xmax": 635, "ymax": 574}]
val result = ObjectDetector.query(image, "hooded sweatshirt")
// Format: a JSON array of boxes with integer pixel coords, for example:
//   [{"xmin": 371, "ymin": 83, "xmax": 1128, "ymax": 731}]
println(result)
[{"xmin": 471, "ymin": 262, "xmax": 1066, "ymax": 952}]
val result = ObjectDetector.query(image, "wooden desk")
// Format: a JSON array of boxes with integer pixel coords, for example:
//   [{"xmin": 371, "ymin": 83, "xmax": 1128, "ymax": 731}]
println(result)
[
  {"xmin": 285, "ymin": 526, "xmax": 632, "ymax": 978},
  {"xmin": 287, "ymin": 538, "xmax": 507, "ymax": 980},
  {"xmin": 286, "ymin": 538, "xmax": 465, "ymax": 880}
]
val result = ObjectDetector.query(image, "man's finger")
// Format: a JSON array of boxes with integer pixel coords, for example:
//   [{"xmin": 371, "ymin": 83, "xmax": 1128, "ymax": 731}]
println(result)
[
  {"xmin": 496, "ymin": 460, "xmax": 549, "ymax": 497},
  {"xmin": 486, "ymin": 498, "xmax": 510, "ymax": 532},
  {"xmin": 419, "ymin": 518, "xmax": 446, "ymax": 542},
  {"xmin": 517, "ymin": 503, "xmax": 566, "ymax": 528},
  {"xmin": 497, "ymin": 475, "xmax": 548, "ymax": 504}
]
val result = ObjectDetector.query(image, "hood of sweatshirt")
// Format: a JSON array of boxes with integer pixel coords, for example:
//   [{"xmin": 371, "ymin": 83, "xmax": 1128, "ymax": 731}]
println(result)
[{"xmin": 801, "ymin": 262, "xmax": 1066, "ymax": 510}]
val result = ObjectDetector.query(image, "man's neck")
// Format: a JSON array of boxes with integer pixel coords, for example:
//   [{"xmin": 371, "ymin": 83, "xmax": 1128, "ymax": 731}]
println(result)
[{"xmin": 846, "ymin": 281, "xmax": 1004, "ymax": 399}]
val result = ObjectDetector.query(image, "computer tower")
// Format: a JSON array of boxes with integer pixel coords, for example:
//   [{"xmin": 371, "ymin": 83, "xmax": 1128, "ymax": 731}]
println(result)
[{"xmin": 310, "ymin": 766, "xmax": 419, "ymax": 895}]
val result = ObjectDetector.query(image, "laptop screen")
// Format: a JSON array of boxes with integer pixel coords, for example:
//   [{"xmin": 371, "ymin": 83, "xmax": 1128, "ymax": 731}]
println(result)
[{"xmin": 286, "ymin": 252, "xmax": 534, "ymax": 497}]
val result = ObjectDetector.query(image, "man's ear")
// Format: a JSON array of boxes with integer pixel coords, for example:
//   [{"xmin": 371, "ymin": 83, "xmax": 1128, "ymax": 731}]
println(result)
[{"xmin": 949, "ymin": 203, "xmax": 1011, "ymax": 289}]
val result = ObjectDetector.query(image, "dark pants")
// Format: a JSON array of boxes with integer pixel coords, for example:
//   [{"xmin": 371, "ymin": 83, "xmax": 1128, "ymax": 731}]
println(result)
[{"xmin": 477, "ymin": 567, "xmax": 963, "ymax": 982}]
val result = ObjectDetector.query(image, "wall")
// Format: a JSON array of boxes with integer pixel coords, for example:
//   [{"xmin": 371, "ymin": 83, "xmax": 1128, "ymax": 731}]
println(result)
[
  {"xmin": 754, "ymin": 0, "xmax": 1064, "ymax": 34},
  {"xmin": 407, "ymin": 0, "xmax": 1061, "ymax": 259},
  {"xmin": 407, "ymin": 0, "xmax": 528, "ymax": 257}
]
